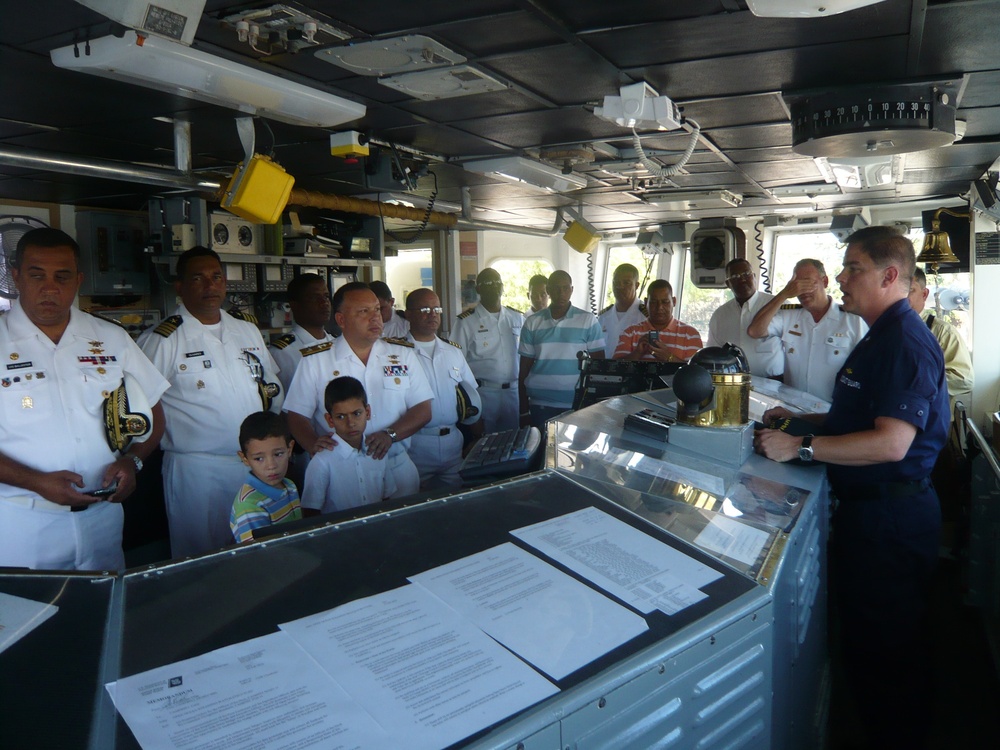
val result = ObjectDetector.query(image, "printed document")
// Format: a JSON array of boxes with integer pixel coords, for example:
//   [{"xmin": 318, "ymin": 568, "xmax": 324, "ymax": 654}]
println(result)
[
  {"xmin": 512, "ymin": 506, "xmax": 722, "ymax": 615},
  {"xmin": 280, "ymin": 584, "xmax": 558, "ymax": 750},
  {"xmin": 694, "ymin": 515, "xmax": 770, "ymax": 566},
  {"xmin": 409, "ymin": 542, "xmax": 648, "ymax": 680},
  {"xmin": 107, "ymin": 631, "xmax": 390, "ymax": 749}
]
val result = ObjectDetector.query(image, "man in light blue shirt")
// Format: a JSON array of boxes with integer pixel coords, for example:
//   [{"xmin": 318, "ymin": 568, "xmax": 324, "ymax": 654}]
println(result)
[{"xmin": 518, "ymin": 271, "xmax": 604, "ymax": 428}]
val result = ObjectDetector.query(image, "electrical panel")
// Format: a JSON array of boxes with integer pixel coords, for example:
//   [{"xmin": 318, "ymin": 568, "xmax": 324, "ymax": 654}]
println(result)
[{"xmin": 77, "ymin": 211, "xmax": 150, "ymax": 296}]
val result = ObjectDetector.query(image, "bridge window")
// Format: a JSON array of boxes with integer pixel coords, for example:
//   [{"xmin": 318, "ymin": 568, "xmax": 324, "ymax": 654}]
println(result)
[{"xmin": 489, "ymin": 258, "xmax": 554, "ymax": 313}]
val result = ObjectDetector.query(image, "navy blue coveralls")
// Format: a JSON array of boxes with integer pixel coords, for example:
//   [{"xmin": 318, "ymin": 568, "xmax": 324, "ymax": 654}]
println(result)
[{"xmin": 824, "ymin": 297, "xmax": 949, "ymax": 749}]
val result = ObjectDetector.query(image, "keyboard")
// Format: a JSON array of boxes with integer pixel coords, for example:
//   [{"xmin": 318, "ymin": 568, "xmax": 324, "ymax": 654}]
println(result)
[{"xmin": 459, "ymin": 426, "xmax": 543, "ymax": 481}]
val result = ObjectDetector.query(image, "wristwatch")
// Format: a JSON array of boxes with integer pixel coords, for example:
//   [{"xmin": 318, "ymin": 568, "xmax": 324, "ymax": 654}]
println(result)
[
  {"xmin": 798, "ymin": 435, "xmax": 815, "ymax": 463},
  {"xmin": 126, "ymin": 454, "xmax": 143, "ymax": 472},
  {"xmin": 385, "ymin": 428, "xmax": 398, "ymax": 443}
]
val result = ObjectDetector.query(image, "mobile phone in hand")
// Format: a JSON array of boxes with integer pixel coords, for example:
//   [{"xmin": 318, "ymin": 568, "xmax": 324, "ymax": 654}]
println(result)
[
  {"xmin": 647, "ymin": 330, "xmax": 659, "ymax": 344},
  {"xmin": 87, "ymin": 481, "xmax": 119, "ymax": 498}
]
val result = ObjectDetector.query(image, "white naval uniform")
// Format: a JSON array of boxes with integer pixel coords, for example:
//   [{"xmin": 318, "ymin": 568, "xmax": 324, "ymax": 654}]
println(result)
[
  {"xmin": 598, "ymin": 299, "xmax": 647, "ymax": 358},
  {"xmin": 138, "ymin": 305, "xmax": 282, "ymax": 558},
  {"xmin": 382, "ymin": 311, "xmax": 410, "ymax": 339},
  {"xmin": 284, "ymin": 335, "xmax": 434, "ymax": 484},
  {"xmin": 765, "ymin": 301, "xmax": 868, "ymax": 402},
  {"xmin": 300, "ymin": 440, "xmax": 419, "ymax": 513},
  {"xmin": 268, "ymin": 324, "xmax": 337, "ymax": 394},
  {"xmin": 406, "ymin": 335, "xmax": 482, "ymax": 489},
  {"xmin": 451, "ymin": 304, "xmax": 524, "ymax": 433},
  {"xmin": 0, "ymin": 305, "xmax": 168, "ymax": 570},
  {"xmin": 707, "ymin": 291, "xmax": 784, "ymax": 377}
]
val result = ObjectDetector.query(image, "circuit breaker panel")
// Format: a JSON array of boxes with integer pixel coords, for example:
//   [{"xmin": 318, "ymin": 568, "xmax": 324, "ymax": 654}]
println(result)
[{"xmin": 77, "ymin": 211, "xmax": 150, "ymax": 296}]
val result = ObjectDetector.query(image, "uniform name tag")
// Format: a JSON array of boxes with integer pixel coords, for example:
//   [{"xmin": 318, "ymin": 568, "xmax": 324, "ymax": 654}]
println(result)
[
  {"xmin": 6, "ymin": 361, "xmax": 32, "ymax": 370},
  {"xmin": 787, "ymin": 330, "xmax": 802, "ymax": 337},
  {"xmin": 384, "ymin": 365, "xmax": 408, "ymax": 377},
  {"xmin": 185, "ymin": 350, "xmax": 205, "ymax": 358}
]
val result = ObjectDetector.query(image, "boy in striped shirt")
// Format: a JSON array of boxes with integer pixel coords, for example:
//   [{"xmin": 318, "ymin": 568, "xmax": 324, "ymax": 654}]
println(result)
[
  {"xmin": 613, "ymin": 280, "xmax": 703, "ymax": 362},
  {"xmin": 230, "ymin": 411, "xmax": 302, "ymax": 543}
]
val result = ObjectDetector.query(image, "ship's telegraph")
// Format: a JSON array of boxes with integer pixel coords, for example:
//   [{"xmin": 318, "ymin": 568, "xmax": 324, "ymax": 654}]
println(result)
[{"xmin": 673, "ymin": 344, "xmax": 751, "ymax": 428}]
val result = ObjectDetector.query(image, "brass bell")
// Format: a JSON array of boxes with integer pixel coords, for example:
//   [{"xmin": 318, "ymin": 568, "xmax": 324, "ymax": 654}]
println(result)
[{"xmin": 917, "ymin": 208, "xmax": 966, "ymax": 271}]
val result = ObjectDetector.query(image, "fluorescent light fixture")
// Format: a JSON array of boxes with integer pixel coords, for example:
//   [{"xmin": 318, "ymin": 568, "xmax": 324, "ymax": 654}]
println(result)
[
  {"xmin": 51, "ymin": 31, "xmax": 366, "ymax": 128},
  {"xmin": 379, "ymin": 65, "xmax": 508, "ymax": 101},
  {"xmin": 636, "ymin": 190, "xmax": 743, "ymax": 210},
  {"xmin": 746, "ymin": 0, "xmax": 887, "ymax": 17},
  {"xmin": 815, "ymin": 155, "xmax": 904, "ymax": 190},
  {"xmin": 464, "ymin": 156, "xmax": 587, "ymax": 193},
  {"xmin": 770, "ymin": 184, "xmax": 843, "ymax": 198}
]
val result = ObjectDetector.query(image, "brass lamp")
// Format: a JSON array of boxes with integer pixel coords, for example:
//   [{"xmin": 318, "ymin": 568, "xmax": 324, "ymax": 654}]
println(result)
[{"xmin": 918, "ymin": 207, "xmax": 969, "ymax": 271}]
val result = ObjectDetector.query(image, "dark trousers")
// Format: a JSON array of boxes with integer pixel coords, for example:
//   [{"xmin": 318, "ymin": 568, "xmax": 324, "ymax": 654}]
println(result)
[
  {"xmin": 830, "ymin": 485, "xmax": 941, "ymax": 750},
  {"xmin": 527, "ymin": 404, "xmax": 568, "ymax": 432}
]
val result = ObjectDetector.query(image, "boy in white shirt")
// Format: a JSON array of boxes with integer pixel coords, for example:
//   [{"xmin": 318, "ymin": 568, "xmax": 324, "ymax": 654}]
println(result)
[{"xmin": 301, "ymin": 377, "xmax": 420, "ymax": 515}]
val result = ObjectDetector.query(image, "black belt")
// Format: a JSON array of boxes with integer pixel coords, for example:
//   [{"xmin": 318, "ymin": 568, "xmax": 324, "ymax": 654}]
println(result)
[
  {"xmin": 477, "ymin": 379, "xmax": 512, "ymax": 389},
  {"xmin": 419, "ymin": 426, "xmax": 452, "ymax": 436},
  {"xmin": 70, "ymin": 504, "xmax": 90, "ymax": 513},
  {"xmin": 833, "ymin": 477, "xmax": 933, "ymax": 500}
]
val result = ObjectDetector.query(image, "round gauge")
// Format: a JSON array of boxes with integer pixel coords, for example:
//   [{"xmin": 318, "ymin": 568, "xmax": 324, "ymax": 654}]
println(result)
[
  {"xmin": 785, "ymin": 80, "xmax": 960, "ymax": 158},
  {"xmin": 238, "ymin": 225, "xmax": 254, "ymax": 247},
  {"xmin": 213, "ymin": 222, "xmax": 229, "ymax": 246}
]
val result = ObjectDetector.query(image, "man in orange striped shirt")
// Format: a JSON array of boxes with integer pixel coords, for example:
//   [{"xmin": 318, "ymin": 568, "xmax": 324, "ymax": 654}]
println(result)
[{"xmin": 613, "ymin": 280, "xmax": 703, "ymax": 362}]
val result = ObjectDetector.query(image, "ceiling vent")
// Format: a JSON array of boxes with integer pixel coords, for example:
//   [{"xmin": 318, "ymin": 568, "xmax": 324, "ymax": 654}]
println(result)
[{"xmin": 379, "ymin": 65, "xmax": 508, "ymax": 101}]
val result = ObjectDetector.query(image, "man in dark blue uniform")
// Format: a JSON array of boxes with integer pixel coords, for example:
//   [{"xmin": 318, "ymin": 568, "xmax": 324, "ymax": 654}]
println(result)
[{"xmin": 755, "ymin": 226, "xmax": 948, "ymax": 750}]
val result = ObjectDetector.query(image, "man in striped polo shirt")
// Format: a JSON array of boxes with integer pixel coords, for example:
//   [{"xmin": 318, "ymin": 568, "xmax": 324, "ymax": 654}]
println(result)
[
  {"xmin": 518, "ymin": 270, "xmax": 604, "ymax": 428},
  {"xmin": 613, "ymin": 280, "xmax": 703, "ymax": 362}
]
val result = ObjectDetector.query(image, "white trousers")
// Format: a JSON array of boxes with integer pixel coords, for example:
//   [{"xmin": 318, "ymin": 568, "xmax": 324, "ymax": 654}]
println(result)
[
  {"xmin": 478, "ymin": 384, "xmax": 519, "ymax": 434},
  {"xmin": 409, "ymin": 428, "xmax": 464, "ymax": 489},
  {"xmin": 0, "ymin": 497, "xmax": 123, "ymax": 571},
  {"xmin": 163, "ymin": 451, "xmax": 247, "ymax": 559}
]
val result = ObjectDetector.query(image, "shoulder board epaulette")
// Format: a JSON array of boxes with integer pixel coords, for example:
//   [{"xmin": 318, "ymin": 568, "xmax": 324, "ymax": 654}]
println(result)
[
  {"xmin": 227, "ymin": 309, "xmax": 259, "ymax": 325},
  {"xmin": 443, "ymin": 338, "xmax": 462, "ymax": 349},
  {"xmin": 638, "ymin": 302, "xmax": 649, "ymax": 316},
  {"xmin": 600, "ymin": 304, "xmax": 613, "ymax": 315},
  {"xmin": 153, "ymin": 315, "xmax": 183, "ymax": 338},
  {"xmin": 271, "ymin": 333, "xmax": 296, "ymax": 350},
  {"xmin": 300, "ymin": 341, "xmax": 333, "ymax": 357},
  {"xmin": 505, "ymin": 305, "xmax": 525, "ymax": 315},
  {"xmin": 779, "ymin": 303, "xmax": 802, "ymax": 310},
  {"xmin": 382, "ymin": 336, "xmax": 414, "ymax": 348},
  {"xmin": 457, "ymin": 309, "xmax": 474, "ymax": 319},
  {"xmin": 84, "ymin": 310, "xmax": 127, "ymax": 330}
]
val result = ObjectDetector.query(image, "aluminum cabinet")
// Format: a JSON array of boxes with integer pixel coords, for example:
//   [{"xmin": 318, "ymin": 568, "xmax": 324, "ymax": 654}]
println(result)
[{"xmin": 548, "ymin": 384, "xmax": 830, "ymax": 750}]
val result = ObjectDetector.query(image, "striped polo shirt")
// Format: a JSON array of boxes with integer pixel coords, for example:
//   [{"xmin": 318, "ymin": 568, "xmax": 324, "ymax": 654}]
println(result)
[
  {"xmin": 519, "ymin": 305, "xmax": 605, "ymax": 408},
  {"xmin": 613, "ymin": 318, "xmax": 703, "ymax": 361}
]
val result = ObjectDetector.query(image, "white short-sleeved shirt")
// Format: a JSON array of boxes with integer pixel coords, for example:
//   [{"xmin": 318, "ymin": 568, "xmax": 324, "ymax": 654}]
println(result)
[
  {"xmin": 598, "ymin": 299, "xmax": 647, "ymax": 358},
  {"xmin": 707, "ymin": 291, "xmax": 784, "ymax": 377},
  {"xmin": 268, "ymin": 324, "xmax": 337, "ymax": 394},
  {"xmin": 766, "ymin": 301, "xmax": 868, "ymax": 402},
  {"xmin": 284, "ymin": 336, "xmax": 434, "ymax": 441},
  {"xmin": 382, "ymin": 312, "xmax": 410, "ymax": 339},
  {"xmin": 407, "ymin": 335, "xmax": 482, "ymax": 427},
  {"xmin": 138, "ymin": 304, "xmax": 282, "ymax": 455},
  {"xmin": 451, "ymin": 303, "xmax": 524, "ymax": 385},
  {"xmin": 300, "ymin": 440, "xmax": 413, "ymax": 512},
  {"xmin": 0, "ymin": 304, "xmax": 169, "ymax": 496}
]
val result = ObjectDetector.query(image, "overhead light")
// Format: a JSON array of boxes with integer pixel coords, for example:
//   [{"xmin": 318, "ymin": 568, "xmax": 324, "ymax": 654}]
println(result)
[
  {"xmin": 746, "ymin": 0, "xmax": 887, "ymax": 18},
  {"xmin": 635, "ymin": 190, "xmax": 743, "ymax": 210},
  {"xmin": 594, "ymin": 82, "xmax": 683, "ymax": 132},
  {"xmin": 51, "ymin": 31, "xmax": 366, "ymax": 128},
  {"xmin": 815, "ymin": 155, "xmax": 904, "ymax": 190},
  {"xmin": 464, "ymin": 156, "xmax": 587, "ymax": 193},
  {"xmin": 379, "ymin": 65, "xmax": 508, "ymax": 101},
  {"xmin": 770, "ymin": 184, "xmax": 842, "ymax": 198},
  {"xmin": 315, "ymin": 35, "xmax": 463, "ymax": 76}
]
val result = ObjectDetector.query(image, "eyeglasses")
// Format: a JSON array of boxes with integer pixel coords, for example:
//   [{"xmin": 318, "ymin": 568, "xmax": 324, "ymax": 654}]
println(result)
[
  {"xmin": 417, "ymin": 306, "xmax": 443, "ymax": 314},
  {"xmin": 478, "ymin": 280, "xmax": 503, "ymax": 288},
  {"xmin": 726, "ymin": 271, "xmax": 753, "ymax": 282}
]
